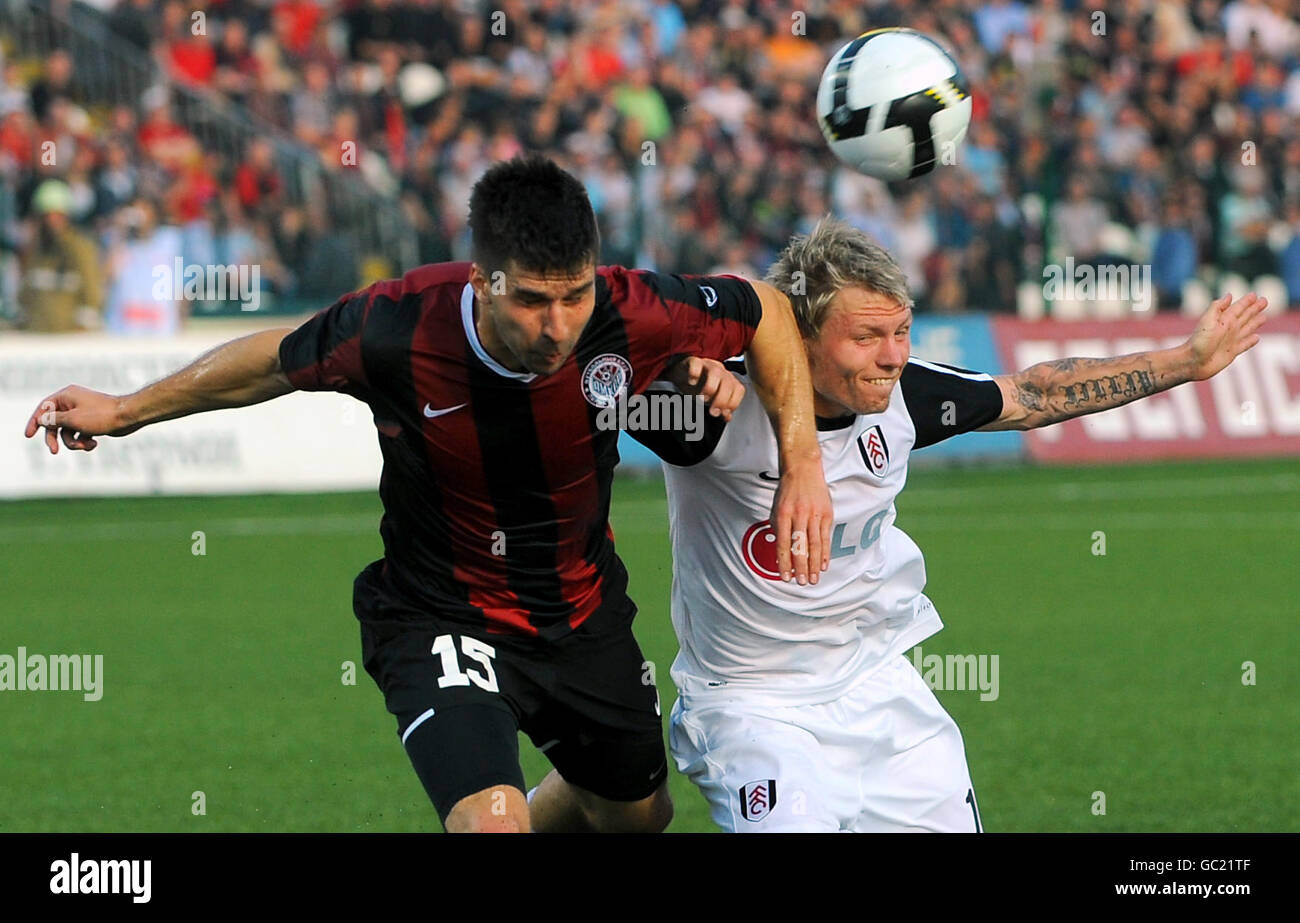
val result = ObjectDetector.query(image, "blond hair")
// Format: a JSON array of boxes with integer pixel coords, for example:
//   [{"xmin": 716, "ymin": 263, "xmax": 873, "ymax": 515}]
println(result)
[{"xmin": 764, "ymin": 216, "xmax": 913, "ymax": 338}]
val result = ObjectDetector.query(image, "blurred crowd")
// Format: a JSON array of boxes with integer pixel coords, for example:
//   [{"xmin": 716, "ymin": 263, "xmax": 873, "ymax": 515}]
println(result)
[{"xmin": 3, "ymin": 0, "xmax": 1300, "ymax": 333}]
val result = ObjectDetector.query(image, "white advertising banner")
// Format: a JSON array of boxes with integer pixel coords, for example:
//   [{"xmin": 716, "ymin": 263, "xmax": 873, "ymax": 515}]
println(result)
[{"xmin": 1, "ymin": 332, "xmax": 382, "ymax": 498}]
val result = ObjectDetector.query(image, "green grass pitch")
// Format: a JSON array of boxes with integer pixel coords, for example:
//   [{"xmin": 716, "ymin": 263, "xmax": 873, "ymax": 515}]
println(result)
[{"xmin": 2, "ymin": 456, "xmax": 1296, "ymax": 832}]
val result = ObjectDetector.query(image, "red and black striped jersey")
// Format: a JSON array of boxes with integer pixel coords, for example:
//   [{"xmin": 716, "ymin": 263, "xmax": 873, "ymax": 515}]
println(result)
[{"xmin": 278, "ymin": 261, "xmax": 762, "ymax": 640}]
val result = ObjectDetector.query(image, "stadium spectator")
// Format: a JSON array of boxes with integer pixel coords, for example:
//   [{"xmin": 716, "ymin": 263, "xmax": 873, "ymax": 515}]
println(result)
[
  {"xmin": 290, "ymin": 60, "xmax": 336, "ymax": 146},
  {"xmin": 1051, "ymin": 176, "xmax": 1109, "ymax": 265},
  {"xmin": 234, "ymin": 138, "xmax": 284, "ymax": 220},
  {"xmin": 612, "ymin": 65, "xmax": 672, "ymax": 142},
  {"xmin": 17, "ymin": 179, "xmax": 102, "ymax": 332},
  {"xmin": 94, "ymin": 139, "xmax": 139, "ymax": 219},
  {"xmin": 695, "ymin": 71, "xmax": 753, "ymax": 137},
  {"xmin": 1222, "ymin": 0, "xmax": 1299, "ymax": 57},
  {"xmin": 0, "ymin": 108, "xmax": 35, "ymax": 175},
  {"xmin": 961, "ymin": 120, "xmax": 1007, "ymax": 196},
  {"xmin": 973, "ymin": 0, "xmax": 1031, "ymax": 54},
  {"xmin": 930, "ymin": 169, "xmax": 976, "ymax": 250},
  {"xmin": 1219, "ymin": 167, "xmax": 1275, "ymax": 279},
  {"xmin": 271, "ymin": 0, "xmax": 322, "ymax": 63},
  {"xmin": 344, "ymin": 0, "xmax": 405, "ymax": 62},
  {"xmin": 557, "ymin": 25, "xmax": 625, "ymax": 89},
  {"xmin": 29, "ymin": 49, "xmax": 75, "ymax": 124},
  {"xmin": 108, "ymin": 0, "xmax": 156, "ymax": 53},
  {"xmin": 214, "ymin": 17, "xmax": 262, "ymax": 105},
  {"xmin": 1152, "ymin": 197, "xmax": 1201, "ymax": 309},
  {"xmin": 270, "ymin": 203, "xmax": 311, "ymax": 292},
  {"xmin": 1241, "ymin": 60, "xmax": 1287, "ymax": 115},
  {"xmin": 61, "ymin": 144, "xmax": 98, "ymax": 225},
  {"xmin": 963, "ymin": 194, "xmax": 1021, "ymax": 311},
  {"xmin": 1278, "ymin": 198, "xmax": 1300, "ymax": 307},
  {"xmin": 167, "ymin": 20, "xmax": 218, "ymax": 89},
  {"xmin": 136, "ymin": 99, "xmax": 199, "ymax": 172},
  {"xmin": 0, "ymin": 60, "xmax": 29, "ymax": 116},
  {"xmin": 103, "ymin": 197, "xmax": 184, "ymax": 336}
]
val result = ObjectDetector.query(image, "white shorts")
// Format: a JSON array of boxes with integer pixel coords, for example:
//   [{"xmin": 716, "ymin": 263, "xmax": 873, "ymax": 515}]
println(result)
[{"xmin": 669, "ymin": 655, "xmax": 982, "ymax": 832}]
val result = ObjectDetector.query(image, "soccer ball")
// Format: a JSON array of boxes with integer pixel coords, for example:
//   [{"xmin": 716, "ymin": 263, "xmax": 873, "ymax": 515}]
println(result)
[{"xmin": 817, "ymin": 28, "xmax": 972, "ymax": 182}]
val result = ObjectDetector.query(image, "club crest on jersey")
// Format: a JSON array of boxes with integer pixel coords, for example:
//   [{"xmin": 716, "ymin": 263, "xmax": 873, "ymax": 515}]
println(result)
[
  {"xmin": 739, "ymin": 779, "xmax": 777, "ymax": 822},
  {"xmin": 740, "ymin": 521, "xmax": 782, "ymax": 581},
  {"xmin": 581, "ymin": 353, "xmax": 633, "ymax": 408},
  {"xmin": 858, "ymin": 425, "xmax": 890, "ymax": 477}
]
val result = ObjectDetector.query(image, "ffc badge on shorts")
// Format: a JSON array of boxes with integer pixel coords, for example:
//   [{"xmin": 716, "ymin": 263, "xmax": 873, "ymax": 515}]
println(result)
[{"xmin": 739, "ymin": 779, "xmax": 777, "ymax": 822}]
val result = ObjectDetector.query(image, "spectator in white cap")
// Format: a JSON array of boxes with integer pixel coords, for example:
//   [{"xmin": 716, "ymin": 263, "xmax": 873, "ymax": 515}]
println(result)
[{"xmin": 16, "ymin": 179, "xmax": 103, "ymax": 333}]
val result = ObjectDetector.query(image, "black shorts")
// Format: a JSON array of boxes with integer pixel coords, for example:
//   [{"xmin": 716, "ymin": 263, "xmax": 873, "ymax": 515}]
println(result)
[{"xmin": 356, "ymin": 569, "xmax": 667, "ymax": 823}]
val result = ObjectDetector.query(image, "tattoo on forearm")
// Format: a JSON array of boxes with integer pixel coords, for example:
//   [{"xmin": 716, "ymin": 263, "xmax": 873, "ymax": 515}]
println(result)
[
  {"xmin": 1020, "ymin": 358, "xmax": 1161, "ymax": 427},
  {"xmin": 1015, "ymin": 378, "xmax": 1047, "ymax": 414},
  {"xmin": 1061, "ymin": 369, "xmax": 1155, "ymax": 410}
]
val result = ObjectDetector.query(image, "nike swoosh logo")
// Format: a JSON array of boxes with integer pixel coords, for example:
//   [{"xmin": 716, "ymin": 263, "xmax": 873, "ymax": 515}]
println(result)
[
  {"xmin": 423, "ymin": 402, "xmax": 467, "ymax": 419},
  {"xmin": 758, "ymin": 470, "xmax": 780, "ymax": 482}
]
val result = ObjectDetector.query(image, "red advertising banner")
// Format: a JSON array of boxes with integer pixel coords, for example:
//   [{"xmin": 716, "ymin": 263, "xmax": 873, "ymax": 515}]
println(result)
[{"xmin": 990, "ymin": 314, "xmax": 1300, "ymax": 462}]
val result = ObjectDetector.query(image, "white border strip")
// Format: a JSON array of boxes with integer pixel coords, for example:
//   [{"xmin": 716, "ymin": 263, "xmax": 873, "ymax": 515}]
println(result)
[
  {"xmin": 401, "ymin": 707, "xmax": 437, "ymax": 746},
  {"xmin": 908, "ymin": 356, "xmax": 993, "ymax": 381}
]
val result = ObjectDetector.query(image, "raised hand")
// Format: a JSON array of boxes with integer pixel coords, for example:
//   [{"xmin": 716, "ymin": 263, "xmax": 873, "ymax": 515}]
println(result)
[{"xmin": 1186, "ymin": 292, "xmax": 1269, "ymax": 381}]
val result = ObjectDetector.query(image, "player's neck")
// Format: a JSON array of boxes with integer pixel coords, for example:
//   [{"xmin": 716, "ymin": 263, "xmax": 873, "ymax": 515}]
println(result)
[{"xmin": 813, "ymin": 393, "xmax": 855, "ymax": 421}]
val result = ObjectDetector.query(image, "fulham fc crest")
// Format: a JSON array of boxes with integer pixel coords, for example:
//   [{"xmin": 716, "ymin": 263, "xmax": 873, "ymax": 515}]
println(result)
[
  {"xmin": 739, "ymin": 779, "xmax": 777, "ymax": 822},
  {"xmin": 857, "ymin": 424, "xmax": 890, "ymax": 477}
]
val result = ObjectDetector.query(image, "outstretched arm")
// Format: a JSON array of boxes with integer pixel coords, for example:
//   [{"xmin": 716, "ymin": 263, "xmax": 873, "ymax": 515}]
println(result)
[
  {"xmin": 23, "ymin": 327, "xmax": 296, "ymax": 453},
  {"xmin": 741, "ymin": 278, "xmax": 832, "ymax": 585},
  {"xmin": 981, "ymin": 292, "xmax": 1268, "ymax": 431}
]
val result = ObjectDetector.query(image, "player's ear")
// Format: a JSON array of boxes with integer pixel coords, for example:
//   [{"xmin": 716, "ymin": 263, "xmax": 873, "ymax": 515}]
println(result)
[{"xmin": 468, "ymin": 266, "xmax": 494, "ymax": 306}]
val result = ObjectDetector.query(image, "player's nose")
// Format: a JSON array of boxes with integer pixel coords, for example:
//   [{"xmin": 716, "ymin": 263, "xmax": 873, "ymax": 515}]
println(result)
[
  {"xmin": 877, "ymin": 336, "xmax": 905, "ymax": 370},
  {"xmin": 541, "ymin": 303, "xmax": 571, "ymax": 342}
]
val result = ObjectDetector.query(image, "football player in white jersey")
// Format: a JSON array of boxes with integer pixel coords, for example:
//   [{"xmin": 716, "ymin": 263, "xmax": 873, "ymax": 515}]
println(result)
[{"xmin": 639, "ymin": 217, "xmax": 1268, "ymax": 832}]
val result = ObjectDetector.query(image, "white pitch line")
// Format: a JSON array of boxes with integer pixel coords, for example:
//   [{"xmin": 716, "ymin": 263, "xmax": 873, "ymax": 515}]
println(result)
[
  {"xmin": 902, "ymin": 471, "xmax": 1300, "ymax": 505},
  {"xmin": 0, "ymin": 514, "xmax": 379, "ymax": 544},
  {"xmin": 899, "ymin": 510, "xmax": 1300, "ymax": 530}
]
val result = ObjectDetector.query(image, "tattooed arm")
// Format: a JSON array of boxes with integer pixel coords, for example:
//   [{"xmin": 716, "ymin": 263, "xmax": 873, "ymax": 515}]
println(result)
[{"xmin": 980, "ymin": 292, "xmax": 1269, "ymax": 431}]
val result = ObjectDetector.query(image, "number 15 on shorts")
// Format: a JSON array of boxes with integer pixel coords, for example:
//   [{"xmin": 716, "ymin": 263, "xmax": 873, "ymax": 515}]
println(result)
[{"xmin": 431, "ymin": 634, "xmax": 499, "ymax": 693}]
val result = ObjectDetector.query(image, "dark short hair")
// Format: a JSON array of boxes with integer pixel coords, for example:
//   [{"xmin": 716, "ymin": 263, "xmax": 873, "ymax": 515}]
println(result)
[{"xmin": 468, "ymin": 153, "xmax": 600, "ymax": 276}]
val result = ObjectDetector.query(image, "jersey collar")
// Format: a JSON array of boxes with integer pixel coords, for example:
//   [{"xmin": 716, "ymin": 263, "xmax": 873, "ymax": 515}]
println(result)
[
  {"xmin": 461, "ymin": 283, "xmax": 537, "ymax": 382},
  {"xmin": 815, "ymin": 413, "xmax": 856, "ymax": 432}
]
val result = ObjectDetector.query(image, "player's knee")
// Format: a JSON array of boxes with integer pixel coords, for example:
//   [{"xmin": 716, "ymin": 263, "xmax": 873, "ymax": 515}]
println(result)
[
  {"xmin": 586, "ymin": 783, "xmax": 673, "ymax": 833},
  {"xmin": 642, "ymin": 785, "xmax": 674, "ymax": 832},
  {"xmin": 448, "ymin": 811, "xmax": 528, "ymax": 833},
  {"xmin": 445, "ymin": 785, "xmax": 530, "ymax": 833}
]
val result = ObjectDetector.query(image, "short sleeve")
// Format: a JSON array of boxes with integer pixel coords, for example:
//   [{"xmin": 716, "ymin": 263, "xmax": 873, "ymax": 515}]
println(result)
[
  {"xmin": 278, "ymin": 288, "xmax": 370, "ymax": 395},
  {"xmin": 631, "ymin": 271, "xmax": 763, "ymax": 361},
  {"xmin": 901, "ymin": 358, "xmax": 1004, "ymax": 449}
]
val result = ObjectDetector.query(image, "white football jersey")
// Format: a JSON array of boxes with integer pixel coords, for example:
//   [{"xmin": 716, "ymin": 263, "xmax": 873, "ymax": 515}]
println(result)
[{"xmin": 648, "ymin": 357, "xmax": 1003, "ymax": 707}]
